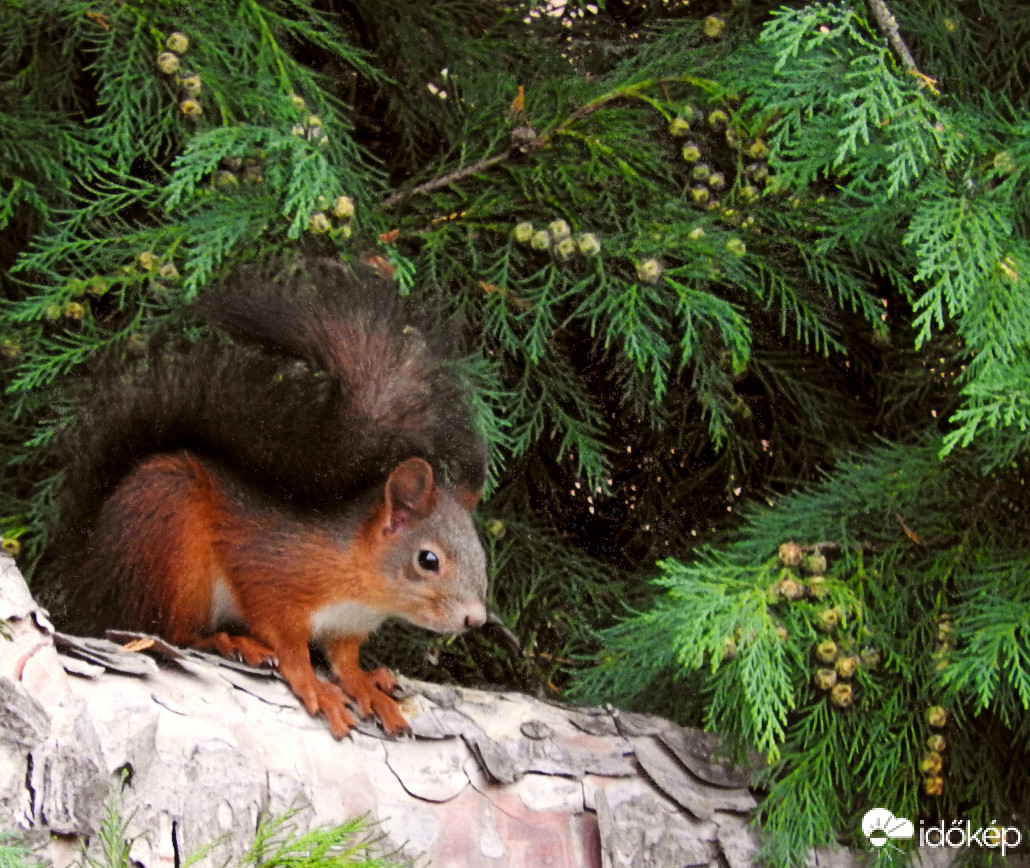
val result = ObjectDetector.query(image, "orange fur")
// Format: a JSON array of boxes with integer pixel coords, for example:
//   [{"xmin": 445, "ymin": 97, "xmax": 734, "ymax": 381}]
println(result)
[{"xmin": 93, "ymin": 452, "xmax": 484, "ymax": 738}]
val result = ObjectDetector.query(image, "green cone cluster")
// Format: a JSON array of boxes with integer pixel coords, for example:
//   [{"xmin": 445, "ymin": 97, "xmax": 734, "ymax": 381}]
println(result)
[
  {"xmin": 512, "ymin": 220, "xmax": 602, "ymax": 262},
  {"xmin": 154, "ymin": 31, "xmax": 204, "ymax": 121},
  {"xmin": 774, "ymin": 541, "xmax": 873, "ymax": 711},
  {"xmin": 669, "ymin": 100, "xmax": 774, "ymax": 232}
]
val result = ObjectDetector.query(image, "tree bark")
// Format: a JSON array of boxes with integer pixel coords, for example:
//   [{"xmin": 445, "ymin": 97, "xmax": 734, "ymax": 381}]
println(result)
[{"xmin": 0, "ymin": 554, "xmax": 930, "ymax": 868}]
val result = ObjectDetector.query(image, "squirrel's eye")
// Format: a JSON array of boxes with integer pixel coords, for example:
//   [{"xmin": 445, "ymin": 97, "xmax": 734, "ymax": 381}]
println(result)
[{"xmin": 417, "ymin": 549, "xmax": 440, "ymax": 572}]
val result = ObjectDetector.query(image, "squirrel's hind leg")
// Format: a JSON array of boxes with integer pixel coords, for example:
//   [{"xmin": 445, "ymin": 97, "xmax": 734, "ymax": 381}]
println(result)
[
  {"xmin": 192, "ymin": 633, "xmax": 278, "ymax": 667},
  {"xmin": 100, "ymin": 457, "xmax": 292, "ymax": 676},
  {"xmin": 88, "ymin": 453, "xmax": 226, "ymax": 643}
]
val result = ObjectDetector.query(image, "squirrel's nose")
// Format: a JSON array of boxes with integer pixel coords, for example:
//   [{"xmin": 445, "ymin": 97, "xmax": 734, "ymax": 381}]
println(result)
[{"xmin": 462, "ymin": 604, "xmax": 487, "ymax": 630}]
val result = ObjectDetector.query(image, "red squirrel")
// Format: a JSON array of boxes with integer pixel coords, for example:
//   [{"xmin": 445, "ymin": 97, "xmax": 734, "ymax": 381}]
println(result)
[{"xmin": 38, "ymin": 257, "xmax": 489, "ymax": 738}]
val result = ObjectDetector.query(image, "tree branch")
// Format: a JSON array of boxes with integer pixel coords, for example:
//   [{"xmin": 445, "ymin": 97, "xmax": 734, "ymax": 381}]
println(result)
[
  {"xmin": 381, "ymin": 148, "xmax": 515, "ymax": 210},
  {"xmin": 866, "ymin": 0, "xmax": 938, "ymax": 91},
  {"xmin": 380, "ymin": 76, "xmax": 707, "ymax": 210}
]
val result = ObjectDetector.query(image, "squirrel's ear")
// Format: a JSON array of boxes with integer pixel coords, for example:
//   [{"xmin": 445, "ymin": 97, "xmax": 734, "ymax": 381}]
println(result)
[
  {"xmin": 382, "ymin": 458, "xmax": 436, "ymax": 532},
  {"xmin": 454, "ymin": 485, "xmax": 482, "ymax": 512}
]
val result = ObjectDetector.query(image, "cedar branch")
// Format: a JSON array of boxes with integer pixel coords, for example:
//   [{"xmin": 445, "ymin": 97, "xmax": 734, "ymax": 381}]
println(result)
[{"xmin": 381, "ymin": 76, "xmax": 714, "ymax": 210}]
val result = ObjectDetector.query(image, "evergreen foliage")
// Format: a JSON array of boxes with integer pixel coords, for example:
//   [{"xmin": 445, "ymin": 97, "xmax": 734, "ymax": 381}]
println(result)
[
  {"xmin": 0, "ymin": 834, "xmax": 36, "ymax": 868},
  {"xmin": 579, "ymin": 441, "xmax": 1030, "ymax": 861},
  {"xmin": 239, "ymin": 808, "xmax": 408, "ymax": 868},
  {"xmin": 2, "ymin": 0, "xmax": 1030, "ymax": 863},
  {"xmin": 0, "ymin": 787, "xmax": 410, "ymax": 868}
]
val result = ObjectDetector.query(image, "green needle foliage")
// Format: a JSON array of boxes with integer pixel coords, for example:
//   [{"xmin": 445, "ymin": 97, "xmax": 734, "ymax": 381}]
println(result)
[
  {"xmin": 579, "ymin": 440, "xmax": 1030, "ymax": 861},
  {"xmin": 3, "ymin": 0, "xmax": 1030, "ymax": 863},
  {"xmin": 72, "ymin": 789, "xmax": 408, "ymax": 868},
  {"xmin": 1, "ymin": 779, "xmax": 407, "ymax": 868},
  {"xmin": 239, "ymin": 809, "xmax": 408, "ymax": 868},
  {"xmin": 0, "ymin": 835, "xmax": 35, "ymax": 868}
]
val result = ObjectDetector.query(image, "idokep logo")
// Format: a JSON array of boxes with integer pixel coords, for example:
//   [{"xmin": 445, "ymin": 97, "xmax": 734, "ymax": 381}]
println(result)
[
  {"xmin": 920, "ymin": 820, "xmax": 1022, "ymax": 856},
  {"xmin": 862, "ymin": 808, "xmax": 915, "ymax": 851},
  {"xmin": 862, "ymin": 808, "xmax": 1024, "ymax": 858}
]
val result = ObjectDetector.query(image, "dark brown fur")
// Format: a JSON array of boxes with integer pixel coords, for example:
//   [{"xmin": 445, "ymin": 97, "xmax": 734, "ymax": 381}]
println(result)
[{"xmin": 51, "ymin": 259, "xmax": 485, "ymax": 535}]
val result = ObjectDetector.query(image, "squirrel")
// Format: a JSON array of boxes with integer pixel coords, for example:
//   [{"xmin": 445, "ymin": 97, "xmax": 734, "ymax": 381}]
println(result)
[{"xmin": 37, "ymin": 257, "xmax": 489, "ymax": 738}]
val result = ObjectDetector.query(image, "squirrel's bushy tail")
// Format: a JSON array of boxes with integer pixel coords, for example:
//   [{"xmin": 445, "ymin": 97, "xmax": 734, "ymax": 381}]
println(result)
[
  {"xmin": 52, "ymin": 258, "xmax": 487, "ymax": 545},
  {"xmin": 199, "ymin": 258, "xmax": 488, "ymax": 495}
]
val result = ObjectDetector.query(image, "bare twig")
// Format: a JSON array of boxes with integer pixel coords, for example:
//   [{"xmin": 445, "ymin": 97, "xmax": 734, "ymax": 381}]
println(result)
[
  {"xmin": 381, "ymin": 148, "xmax": 516, "ymax": 210},
  {"xmin": 866, "ymin": 0, "xmax": 938, "ymax": 92},
  {"xmin": 866, "ymin": 0, "xmax": 917, "ymax": 71},
  {"xmin": 805, "ymin": 540, "xmax": 885, "ymax": 553}
]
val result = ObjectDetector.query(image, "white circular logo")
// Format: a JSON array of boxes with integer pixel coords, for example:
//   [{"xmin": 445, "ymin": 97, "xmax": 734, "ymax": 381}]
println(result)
[{"xmin": 862, "ymin": 808, "xmax": 914, "ymax": 848}]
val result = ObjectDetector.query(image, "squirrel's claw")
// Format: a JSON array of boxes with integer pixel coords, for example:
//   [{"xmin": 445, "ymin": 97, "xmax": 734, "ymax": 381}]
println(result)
[
  {"xmin": 334, "ymin": 665, "xmax": 409, "ymax": 734},
  {"xmin": 369, "ymin": 692, "xmax": 410, "ymax": 735},
  {"xmin": 368, "ymin": 665, "xmax": 401, "ymax": 697},
  {"xmin": 316, "ymin": 682, "xmax": 357, "ymax": 739},
  {"xmin": 194, "ymin": 632, "xmax": 278, "ymax": 667}
]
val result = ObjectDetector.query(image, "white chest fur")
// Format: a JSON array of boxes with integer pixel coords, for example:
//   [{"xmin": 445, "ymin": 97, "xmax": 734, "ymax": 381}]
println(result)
[
  {"xmin": 310, "ymin": 601, "xmax": 387, "ymax": 643},
  {"xmin": 208, "ymin": 577, "xmax": 242, "ymax": 631}
]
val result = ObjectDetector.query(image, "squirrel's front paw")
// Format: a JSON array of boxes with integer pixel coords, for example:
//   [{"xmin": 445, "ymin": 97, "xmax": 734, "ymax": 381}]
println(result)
[
  {"xmin": 313, "ymin": 680, "xmax": 358, "ymax": 739},
  {"xmin": 367, "ymin": 689, "xmax": 410, "ymax": 735},
  {"xmin": 274, "ymin": 653, "xmax": 357, "ymax": 739},
  {"xmin": 293, "ymin": 677, "xmax": 357, "ymax": 739},
  {"xmin": 335, "ymin": 666, "xmax": 409, "ymax": 734}
]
